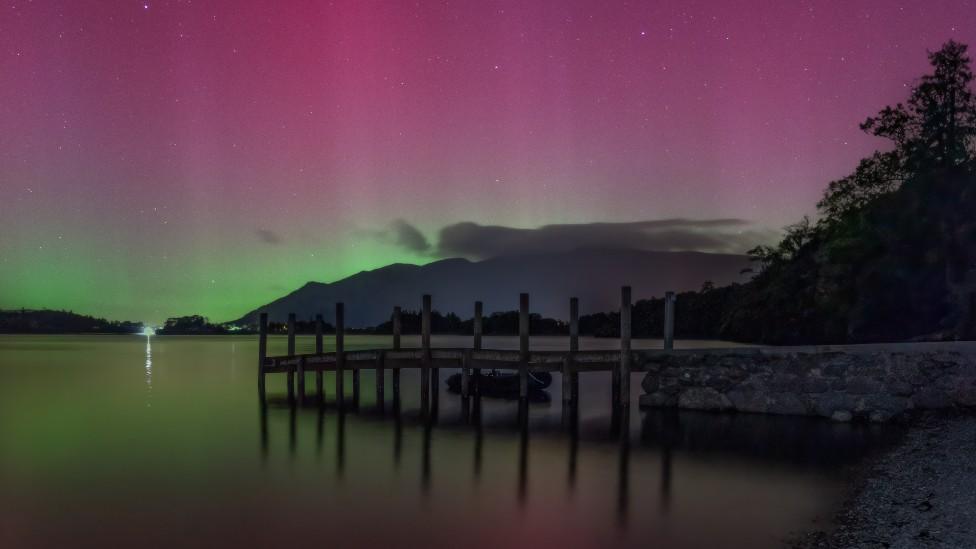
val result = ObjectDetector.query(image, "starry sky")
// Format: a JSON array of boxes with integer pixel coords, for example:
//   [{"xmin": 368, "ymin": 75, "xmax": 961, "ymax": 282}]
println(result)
[{"xmin": 2, "ymin": 0, "xmax": 975, "ymax": 323}]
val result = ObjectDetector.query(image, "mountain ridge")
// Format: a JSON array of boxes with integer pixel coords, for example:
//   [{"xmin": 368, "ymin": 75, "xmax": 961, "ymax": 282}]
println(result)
[{"xmin": 231, "ymin": 248, "xmax": 749, "ymax": 327}]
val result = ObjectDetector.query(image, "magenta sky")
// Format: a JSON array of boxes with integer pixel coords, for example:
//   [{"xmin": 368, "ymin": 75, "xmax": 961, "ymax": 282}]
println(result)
[{"xmin": 2, "ymin": 0, "xmax": 975, "ymax": 321}]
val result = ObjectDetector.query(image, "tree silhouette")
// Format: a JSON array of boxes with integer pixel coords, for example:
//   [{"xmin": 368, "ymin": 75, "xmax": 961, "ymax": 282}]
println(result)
[{"xmin": 818, "ymin": 40, "xmax": 976, "ymax": 228}]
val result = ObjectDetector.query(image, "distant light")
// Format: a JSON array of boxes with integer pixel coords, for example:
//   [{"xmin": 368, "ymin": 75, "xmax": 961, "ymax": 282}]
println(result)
[{"xmin": 142, "ymin": 326, "xmax": 156, "ymax": 336}]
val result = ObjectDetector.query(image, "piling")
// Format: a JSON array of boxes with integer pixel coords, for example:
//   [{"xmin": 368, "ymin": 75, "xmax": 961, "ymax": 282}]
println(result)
[
  {"xmin": 462, "ymin": 301, "xmax": 481, "ymax": 398},
  {"xmin": 519, "ymin": 293, "xmax": 529, "ymax": 399},
  {"xmin": 620, "ymin": 286, "xmax": 632, "ymax": 407},
  {"xmin": 664, "ymin": 291, "xmax": 676, "ymax": 351},
  {"xmin": 376, "ymin": 349, "xmax": 385, "ymax": 410},
  {"xmin": 315, "ymin": 314, "xmax": 324, "ymax": 400},
  {"xmin": 297, "ymin": 356, "xmax": 306, "ymax": 404},
  {"xmin": 569, "ymin": 298, "xmax": 579, "ymax": 401},
  {"xmin": 421, "ymin": 295, "xmax": 431, "ymax": 411},
  {"xmin": 392, "ymin": 306, "xmax": 401, "ymax": 404},
  {"xmin": 336, "ymin": 303, "xmax": 345, "ymax": 409},
  {"xmin": 562, "ymin": 298, "xmax": 578, "ymax": 403},
  {"xmin": 257, "ymin": 312, "xmax": 268, "ymax": 396},
  {"xmin": 287, "ymin": 313, "xmax": 296, "ymax": 402},
  {"xmin": 472, "ymin": 301, "xmax": 483, "ymax": 395}
]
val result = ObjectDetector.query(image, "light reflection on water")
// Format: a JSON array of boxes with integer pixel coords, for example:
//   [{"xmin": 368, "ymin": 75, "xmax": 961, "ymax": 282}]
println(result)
[
  {"xmin": 0, "ymin": 335, "xmax": 902, "ymax": 549},
  {"xmin": 144, "ymin": 336, "xmax": 152, "ymax": 407}
]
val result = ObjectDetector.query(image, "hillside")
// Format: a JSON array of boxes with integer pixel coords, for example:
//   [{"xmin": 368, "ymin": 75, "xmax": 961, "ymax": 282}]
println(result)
[{"xmin": 231, "ymin": 248, "xmax": 749, "ymax": 327}]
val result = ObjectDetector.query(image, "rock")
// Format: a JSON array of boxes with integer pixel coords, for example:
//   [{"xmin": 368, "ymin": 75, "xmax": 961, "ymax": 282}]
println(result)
[
  {"xmin": 802, "ymin": 377, "xmax": 830, "ymax": 393},
  {"xmin": 641, "ymin": 374, "xmax": 659, "ymax": 393},
  {"xmin": 847, "ymin": 375, "xmax": 884, "ymax": 394},
  {"xmin": 727, "ymin": 389, "xmax": 767, "ymax": 413},
  {"xmin": 677, "ymin": 388, "xmax": 732, "ymax": 411},
  {"xmin": 913, "ymin": 387, "xmax": 952, "ymax": 409},
  {"xmin": 812, "ymin": 392, "xmax": 856, "ymax": 418},
  {"xmin": 861, "ymin": 394, "xmax": 909, "ymax": 421},
  {"xmin": 770, "ymin": 373, "xmax": 801, "ymax": 392},
  {"xmin": 767, "ymin": 393, "xmax": 809, "ymax": 415},
  {"xmin": 704, "ymin": 374, "xmax": 734, "ymax": 392},
  {"xmin": 831, "ymin": 410, "xmax": 853, "ymax": 422},
  {"xmin": 639, "ymin": 392, "xmax": 676, "ymax": 408}
]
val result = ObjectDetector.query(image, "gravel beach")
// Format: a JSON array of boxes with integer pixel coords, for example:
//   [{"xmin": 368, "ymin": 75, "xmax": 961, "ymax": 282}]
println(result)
[{"xmin": 792, "ymin": 412, "xmax": 976, "ymax": 548}]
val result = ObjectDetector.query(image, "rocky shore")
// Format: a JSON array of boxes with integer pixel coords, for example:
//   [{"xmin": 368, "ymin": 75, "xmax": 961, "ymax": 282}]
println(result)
[
  {"xmin": 791, "ymin": 412, "xmax": 976, "ymax": 548},
  {"xmin": 639, "ymin": 344, "xmax": 976, "ymax": 422}
]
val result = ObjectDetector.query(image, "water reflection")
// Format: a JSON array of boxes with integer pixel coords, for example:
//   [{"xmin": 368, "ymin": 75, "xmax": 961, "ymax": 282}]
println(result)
[
  {"xmin": 256, "ymin": 384, "xmax": 902, "ymax": 538},
  {"xmin": 144, "ymin": 336, "xmax": 152, "ymax": 407}
]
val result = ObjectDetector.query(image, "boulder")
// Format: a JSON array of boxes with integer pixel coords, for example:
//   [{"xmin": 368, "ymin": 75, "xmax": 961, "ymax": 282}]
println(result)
[{"xmin": 677, "ymin": 388, "xmax": 733, "ymax": 411}]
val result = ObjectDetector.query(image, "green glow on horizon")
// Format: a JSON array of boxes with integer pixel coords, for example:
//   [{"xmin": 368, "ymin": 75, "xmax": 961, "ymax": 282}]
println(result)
[{"xmin": 0, "ymin": 233, "xmax": 433, "ymax": 324}]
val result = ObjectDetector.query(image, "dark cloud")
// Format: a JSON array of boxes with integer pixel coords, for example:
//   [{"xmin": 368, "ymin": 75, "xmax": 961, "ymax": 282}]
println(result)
[
  {"xmin": 255, "ymin": 228, "xmax": 283, "ymax": 245},
  {"xmin": 430, "ymin": 219, "xmax": 777, "ymax": 260},
  {"xmin": 373, "ymin": 219, "xmax": 430, "ymax": 253}
]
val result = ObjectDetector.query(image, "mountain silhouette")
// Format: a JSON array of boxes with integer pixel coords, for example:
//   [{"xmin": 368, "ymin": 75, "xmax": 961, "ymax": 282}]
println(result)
[{"xmin": 231, "ymin": 248, "xmax": 749, "ymax": 327}]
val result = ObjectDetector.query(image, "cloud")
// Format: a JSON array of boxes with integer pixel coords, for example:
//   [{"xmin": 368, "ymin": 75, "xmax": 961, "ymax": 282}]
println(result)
[
  {"xmin": 255, "ymin": 229, "xmax": 283, "ymax": 245},
  {"xmin": 389, "ymin": 219, "xmax": 431, "ymax": 252},
  {"xmin": 365, "ymin": 219, "xmax": 431, "ymax": 253},
  {"xmin": 428, "ymin": 219, "xmax": 778, "ymax": 260}
]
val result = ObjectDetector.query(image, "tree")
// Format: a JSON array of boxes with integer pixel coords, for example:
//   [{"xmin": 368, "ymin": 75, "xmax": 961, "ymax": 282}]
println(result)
[{"xmin": 818, "ymin": 41, "xmax": 976, "ymax": 227}]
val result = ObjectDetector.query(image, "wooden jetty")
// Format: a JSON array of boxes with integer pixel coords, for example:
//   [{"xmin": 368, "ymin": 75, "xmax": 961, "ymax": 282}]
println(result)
[{"xmin": 258, "ymin": 286, "xmax": 673, "ymax": 413}]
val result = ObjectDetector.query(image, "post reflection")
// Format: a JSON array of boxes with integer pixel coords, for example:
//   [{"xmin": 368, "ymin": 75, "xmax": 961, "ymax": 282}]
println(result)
[
  {"xmin": 473, "ymin": 392, "xmax": 483, "ymax": 481},
  {"xmin": 567, "ymin": 401, "xmax": 579, "ymax": 493},
  {"xmin": 421, "ymin": 415, "xmax": 432, "ymax": 495},
  {"xmin": 256, "ymin": 388, "xmax": 645, "ymax": 527},
  {"xmin": 259, "ymin": 395, "xmax": 269, "ymax": 465},
  {"xmin": 316, "ymin": 400, "xmax": 325, "ymax": 460},
  {"xmin": 616, "ymin": 407, "xmax": 630, "ymax": 528},
  {"xmin": 336, "ymin": 409, "xmax": 346, "ymax": 477},
  {"xmin": 517, "ymin": 398, "xmax": 528, "ymax": 505}
]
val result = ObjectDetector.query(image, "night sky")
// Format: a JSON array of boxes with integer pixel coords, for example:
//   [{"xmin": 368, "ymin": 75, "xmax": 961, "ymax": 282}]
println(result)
[{"xmin": 2, "ymin": 1, "xmax": 975, "ymax": 322}]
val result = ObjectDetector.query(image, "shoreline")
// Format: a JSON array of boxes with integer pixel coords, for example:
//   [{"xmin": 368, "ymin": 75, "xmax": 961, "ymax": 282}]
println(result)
[{"xmin": 791, "ymin": 411, "xmax": 976, "ymax": 548}]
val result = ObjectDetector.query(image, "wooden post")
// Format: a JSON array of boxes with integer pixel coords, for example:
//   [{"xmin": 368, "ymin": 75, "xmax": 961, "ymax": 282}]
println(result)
[
  {"xmin": 472, "ymin": 301, "xmax": 483, "ymax": 394},
  {"xmin": 287, "ymin": 313, "xmax": 296, "ymax": 402},
  {"xmin": 421, "ymin": 295, "xmax": 431, "ymax": 412},
  {"xmin": 519, "ymin": 293, "xmax": 529, "ymax": 400},
  {"xmin": 315, "ymin": 314, "xmax": 324, "ymax": 400},
  {"xmin": 474, "ymin": 301, "xmax": 483, "ymax": 350},
  {"xmin": 376, "ymin": 349, "xmax": 385, "ymax": 411},
  {"xmin": 664, "ymin": 291, "xmax": 676, "ymax": 351},
  {"xmin": 462, "ymin": 301, "xmax": 481, "ymax": 398},
  {"xmin": 392, "ymin": 306, "xmax": 401, "ymax": 405},
  {"xmin": 258, "ymin": 312, "xmax": 268, "ymax": 396},
  {"xmin": 297, "ymin": 356, "xmax": 306, "ymax": 405},
  {"xmin": 620, "ymin": 286, "xmax": 632, "ymax": 407},
  {"xmin": 336, "ymin": 303, "xmax": 345, "ymax": 409},
  {"xmin": 563, "ymin": 297, "xmax": 579, "ymax": 403}
]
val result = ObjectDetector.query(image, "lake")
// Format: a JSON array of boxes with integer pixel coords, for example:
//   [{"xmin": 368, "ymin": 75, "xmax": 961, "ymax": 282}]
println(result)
[{"xmin": 0, "ymin": 335, "xmax": 901, "ymax": 548}]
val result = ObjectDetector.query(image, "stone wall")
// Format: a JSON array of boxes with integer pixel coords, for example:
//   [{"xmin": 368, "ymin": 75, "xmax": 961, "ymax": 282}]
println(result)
[{"xmin": 637, "ymin": 343, "xmax": 976, "ymax": 422}]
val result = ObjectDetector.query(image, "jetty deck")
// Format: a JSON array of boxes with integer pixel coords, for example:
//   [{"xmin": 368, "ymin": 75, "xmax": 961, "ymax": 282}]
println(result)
[{"xmin": 258, "ymin": 288, "xmax": 677, "ymax": 411}]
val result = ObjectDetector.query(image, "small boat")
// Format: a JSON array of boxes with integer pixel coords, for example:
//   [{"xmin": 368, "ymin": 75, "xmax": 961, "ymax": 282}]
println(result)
[{"xmin": 446, "ymin": 370, "xmax": 552, "ymax": 398}]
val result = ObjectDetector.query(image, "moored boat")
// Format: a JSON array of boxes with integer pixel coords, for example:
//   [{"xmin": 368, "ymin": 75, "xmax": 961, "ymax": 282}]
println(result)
[{"xmin": 446, "ymin": 370, "xmax": 552, "ymax": 398}]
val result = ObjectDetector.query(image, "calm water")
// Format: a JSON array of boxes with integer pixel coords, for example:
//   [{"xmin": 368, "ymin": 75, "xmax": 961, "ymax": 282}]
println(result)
[{"xmin": 0, "ymin": 335, "xmax": 900, "ymax": 548}]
